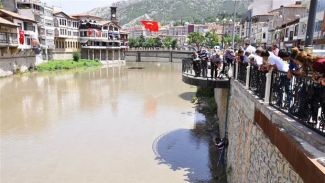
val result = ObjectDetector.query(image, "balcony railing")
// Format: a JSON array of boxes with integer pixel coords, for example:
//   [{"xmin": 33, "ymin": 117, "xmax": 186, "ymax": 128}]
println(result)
[
  {"xmin": 235, "ymin": 62, "xmax": 325, "ymax": 136},
  {"xmin": 0, "ymin": 33, "xmax": 18, "ymax": 44}
]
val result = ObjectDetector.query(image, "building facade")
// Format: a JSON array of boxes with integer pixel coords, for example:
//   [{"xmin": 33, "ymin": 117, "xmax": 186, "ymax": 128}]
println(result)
[
  {"xmin": 52, "ymin": 11, "xmax": 80, "ymax": 60},
  {"xmin": 0, "ymin": 9, "xmax": 38, "ymax": 50},
  {"xmin": 77, "ymin": 7, "xmax": 127, "ymax": 62},
  {"xmin": 16, "ymin": 0, "xmax": 55, "ymax": 60},
  {"xmin": 0, "ymin": 16, "xmax": 19, "ymax": 56}
]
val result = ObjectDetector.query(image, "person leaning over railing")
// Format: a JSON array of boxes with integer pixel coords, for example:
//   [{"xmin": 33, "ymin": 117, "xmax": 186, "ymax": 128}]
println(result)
[
  {"xmin": 210, "ymin": 49, "xmax": 222, "ymax": 79},
  {"xmin": 192, "ymin": 51, "xmax": 201, "ymax": 77},
  {"xmin": 286, "ymin": 48, "xmax": 325, "ymax": 125},
  {"xmin": 222, "ymin": 48, "xmax": 236, "ymax": 77}
]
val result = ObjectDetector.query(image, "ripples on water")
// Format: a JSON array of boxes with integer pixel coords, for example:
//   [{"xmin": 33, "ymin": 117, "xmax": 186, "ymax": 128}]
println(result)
[{"xmin": 0, "ymin": 62, "xmax": 220, "ymax": 183}]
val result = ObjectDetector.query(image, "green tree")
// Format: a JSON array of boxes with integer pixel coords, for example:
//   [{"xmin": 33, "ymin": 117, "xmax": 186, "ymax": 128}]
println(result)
[
  {"xmin": 204, "ymin": 31, "xmax": 220, "ymax": 48},
  {"xmin": 153, "ymin": 37, "xmax": 162, "ymax": 47},
  {"xmin": 128, "ymin": 38, "xmax": 137, "ymax": 48},
  {"xmin": 163, "ymin": 37, "xmax": 173, "ymax": 48},
  {"xmin": 143, "ymin": 37, "xmax": 155, "ymax": 48},
  {"xmin": 171, "ymin": 39, "xmax": 178, "ymax": 49},
  {"xmin": 134, "ymin": 35, "xmax": 146, "ymax": 47},
  {"xmin": 187, "ymin": 32, "xmax": 205, "ymax": 50}
]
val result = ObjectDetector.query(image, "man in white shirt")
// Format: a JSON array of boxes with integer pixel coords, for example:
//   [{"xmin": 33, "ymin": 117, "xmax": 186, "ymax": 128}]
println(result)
[
  {"xmin": 244, "ymin": 43, "xmax": 256, "ymax": 54},
  {"xmin": 268, "ymin": 51, "xmax": 288, "ymax": 72}
]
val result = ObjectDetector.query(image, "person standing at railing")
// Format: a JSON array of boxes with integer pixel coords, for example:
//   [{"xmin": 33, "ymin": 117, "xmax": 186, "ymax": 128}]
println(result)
[
  {"xmin": 210, "ymin": 50, "xmax": 222, "ymax": 79},
  {"xmin": 221, "ymin": 48, "xmax": 236, "ymax": 78},
  {"xmin": 192, "ymin": 51, "xmax": 201, "ymax": 77},
  {"xmin": 198, "ymin": 49, "xmax": 209, "ymax": 77}
]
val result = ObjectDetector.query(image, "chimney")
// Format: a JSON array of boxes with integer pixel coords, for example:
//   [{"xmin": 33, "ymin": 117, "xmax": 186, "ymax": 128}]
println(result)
[{"xmin": 110, "ymin": 6, "xmax": 117, "ymax": 22}]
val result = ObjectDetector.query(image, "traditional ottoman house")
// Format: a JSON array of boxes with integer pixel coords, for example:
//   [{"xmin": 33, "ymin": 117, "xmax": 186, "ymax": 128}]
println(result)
[
  {"xmin": 53, "ymin": 11, "xmax": 80, "ymax": 60},
  {"xmin": 0, "ymin": 16, "xmax": 19, "ymax": 57},
  {"xmin": 16, "ymin": 0, "xmax": 55, "ymax": 60},
  {"xmin": 75, "ymin": 7, "xmax": 128, "ymax": 62},
  {"xmin": 0, "ymin": 9, "xmax": 38, "ymax": 52}
]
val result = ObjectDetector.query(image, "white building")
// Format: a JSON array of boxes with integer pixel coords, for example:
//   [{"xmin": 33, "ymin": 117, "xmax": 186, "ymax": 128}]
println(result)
[
  {"xmin": 0, "ymin": 9, "xmax": 38, "ymax": 50},
  {"xmin": 16, "ymin": 0, "xmax": 55, "ymax": 60}
]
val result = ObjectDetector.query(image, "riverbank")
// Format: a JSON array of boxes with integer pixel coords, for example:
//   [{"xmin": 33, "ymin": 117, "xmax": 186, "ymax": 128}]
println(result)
[
  {"xmin": 36, "ymin": 59, "xmax": 101, "ymax": 71},
  {"xmin": 192, "ymin": 87, "xmax": 227, "ymax": 183}
]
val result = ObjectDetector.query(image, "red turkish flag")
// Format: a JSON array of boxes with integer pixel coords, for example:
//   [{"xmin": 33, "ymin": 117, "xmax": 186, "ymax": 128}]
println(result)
[
  {"xmin": 140, "ymin": 20, "xmax": 159, "ymax": 32},
  {"xmin": 19, "ymin": 30, "xmax": 24, "ymax": 44},
  {"xmin": 87, "ymin": 28, "xmax": 93, "ymax": 37}
]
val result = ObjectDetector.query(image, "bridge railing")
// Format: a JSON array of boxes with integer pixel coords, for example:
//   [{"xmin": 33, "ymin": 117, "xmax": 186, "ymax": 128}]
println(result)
[
  {"xmin": 237, "ymin": 62, "xmax": 247, "ymax": 85},
  {"xmin": 182, "ymin": 58, "xmax": 234, "ymax": 80},
  {"xmin": 235, "ymin": 62, "xmax": 325, "ymax": 136},
  {"xmin": 249, "ymin": 65, "xmax": 267, "ymax": 100}
]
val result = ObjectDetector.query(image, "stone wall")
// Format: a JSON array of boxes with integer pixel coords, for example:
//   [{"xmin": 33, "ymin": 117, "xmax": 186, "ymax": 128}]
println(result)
[
  {"xmin": 52, "ymin": 52, "xmax": 74, "ymax": 60},
  {"xmin": 0, "ymin": 55, "xmax": 42, "ymax": 77},
  {"xmin": 214, "ymin": 88, "xmax": 229, "ymax": 139},
  {"xmin": 222, "ymin": 80, "xmax": 304, "ymax": 183}
]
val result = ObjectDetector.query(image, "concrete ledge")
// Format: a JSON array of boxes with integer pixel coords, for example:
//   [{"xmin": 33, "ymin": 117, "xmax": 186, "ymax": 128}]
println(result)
[{"xmin": 182, "ymin": 74, "xmax": 229, "ymax": 88}]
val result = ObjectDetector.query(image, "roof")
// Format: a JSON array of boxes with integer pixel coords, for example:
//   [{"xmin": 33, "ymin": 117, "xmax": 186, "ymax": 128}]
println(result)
[
  {"xmin": 53, "ymin": 11, "xmax": 77, "ymax": 20},
  {"xmin": 269, "ymin": 4, "xmax": 306, "ymax": 13},
  {"xmin": 70, "ymin": 14, "xmax": 103, "ymax": 20},
  {"xmin": 0, "ymin": 17, "xmax": 18, "ymax": 27},
  {"xmin": 0, "ymin": 9, "xmax": 36, "ymax": 23}
]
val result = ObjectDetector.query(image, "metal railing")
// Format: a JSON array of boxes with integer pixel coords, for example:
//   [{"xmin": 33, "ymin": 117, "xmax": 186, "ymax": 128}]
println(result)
[
  {"xmin": 270, "ymin": 72, "xmax": 324, "ymax": 136},
  {"xmin": 249, "ymin": 65, "xmax": 267, "ymax": 99},
  {"xmin": 235, "ymin": 63, "xmax": 325, "ymax": 136},
  {"xmin": 182, "ymin": 58, "xmax": 233, "ymax": 80},
  {"xmin": 237, "ymin": 62, "xmax": 247, "ymax": 84}
]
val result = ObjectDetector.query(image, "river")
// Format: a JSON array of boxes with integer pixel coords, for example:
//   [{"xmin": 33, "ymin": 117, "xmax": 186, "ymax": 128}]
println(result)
[{"xmin": 0, "ymin": 62, "xmax": 218, "ymax": 183}]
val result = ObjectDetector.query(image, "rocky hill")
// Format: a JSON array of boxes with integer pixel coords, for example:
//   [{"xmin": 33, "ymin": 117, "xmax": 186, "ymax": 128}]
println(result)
[{"xmin": 88, "ymin": 0, "xmax": 252, "ymax": 25}]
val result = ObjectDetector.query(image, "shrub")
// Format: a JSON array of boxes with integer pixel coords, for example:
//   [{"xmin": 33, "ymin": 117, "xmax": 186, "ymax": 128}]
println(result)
[{"xmin": 72, "ymin": 52, "xmax": 80, "ymax": 61}]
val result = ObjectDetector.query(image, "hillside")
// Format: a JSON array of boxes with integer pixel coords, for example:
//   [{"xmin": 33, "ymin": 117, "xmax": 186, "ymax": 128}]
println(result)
[{"xmin": 88, "ymin": 0, "xmax": 252, "ymax": 25}]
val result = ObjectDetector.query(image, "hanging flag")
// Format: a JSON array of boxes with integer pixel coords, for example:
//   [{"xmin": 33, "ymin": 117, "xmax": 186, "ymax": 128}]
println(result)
[
  {"xmin": 140, "ymin": 20, "xmax": 159, "ymax": 32},
  {"xmin": 95, "ymin": 29, "xmax": 101, "ymax": 37},
  {"xmin": 19, "ymin": 30, "xmax": 24, "ymax": 44},
  {"xmin": 87, "ymin": 28, "xmax": 93, "ymax": 37}
]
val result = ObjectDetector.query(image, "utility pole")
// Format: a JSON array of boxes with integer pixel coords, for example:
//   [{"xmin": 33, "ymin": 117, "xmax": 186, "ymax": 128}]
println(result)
[
  {"xmin": 231, "ymin": 0, "xmax": 238, "ymax": 49},
  {"xmin": 304, "ymin": 0, "xmax": 318, "ymax": 53}
]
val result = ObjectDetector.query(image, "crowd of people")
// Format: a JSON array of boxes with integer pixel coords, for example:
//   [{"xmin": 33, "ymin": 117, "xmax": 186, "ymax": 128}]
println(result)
[
  {"xmin": 191, "ymin": 43, "xmax": 325, "ymax": 86},
  {"xmin": 189, "ymin": 43, "xmax": 324, "ymax": 127}
]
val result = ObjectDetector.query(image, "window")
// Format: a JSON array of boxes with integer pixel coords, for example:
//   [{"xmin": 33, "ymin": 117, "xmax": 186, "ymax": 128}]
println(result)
[
  {"xmin": 68, "ymin": 31, "xmax": 71, "ymax": 36},
  {"xmin": 294, "ymin": 25, "xmax": 298, "ymax": 36},
  {"xmin": 315, "ymin": 20, "xmax": 322, "ymax": 32},
  {"xmin": 263, "ymin": 33, "xmax": 266, "ymax": 39},
  {"xmin": 285, "ymin": 28, "xmax": 289, "ymax": 37},
  {"xmin": 45, "ymin": 20, "xmax": 53, "ymax": 26}
]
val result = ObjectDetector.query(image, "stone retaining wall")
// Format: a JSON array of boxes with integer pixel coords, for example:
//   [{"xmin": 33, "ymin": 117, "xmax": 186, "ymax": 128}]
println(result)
[
  {"xmin": 215, "ymin": 80, "xmax": 306, "ymax": 183},
  {"xmin": 0, "ymin": 55, "xmax": 42, "ymax": 77}
]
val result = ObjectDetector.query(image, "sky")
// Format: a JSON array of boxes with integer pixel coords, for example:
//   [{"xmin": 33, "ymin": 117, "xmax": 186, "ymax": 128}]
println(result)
[{"xmin": 42, "ymin": 0, "xmax": 115, "ymax": 13}]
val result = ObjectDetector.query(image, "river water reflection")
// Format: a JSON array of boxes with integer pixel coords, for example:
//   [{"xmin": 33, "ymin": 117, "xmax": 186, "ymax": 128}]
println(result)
[{"xmin": 0, "ymin": 62, "xmax": 215, "ymax": 183}]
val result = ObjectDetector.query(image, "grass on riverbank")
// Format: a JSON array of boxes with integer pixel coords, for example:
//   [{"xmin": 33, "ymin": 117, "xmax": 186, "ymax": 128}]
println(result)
[{"xmin": 36, "ymin": 59, "xmax": 101, "ymax": 71}]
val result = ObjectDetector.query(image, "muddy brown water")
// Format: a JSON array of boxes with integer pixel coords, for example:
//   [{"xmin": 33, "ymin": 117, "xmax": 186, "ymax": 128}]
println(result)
[{"xmin": 0, "ymin": 62, "xmax": 220, "ymax": 183}]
